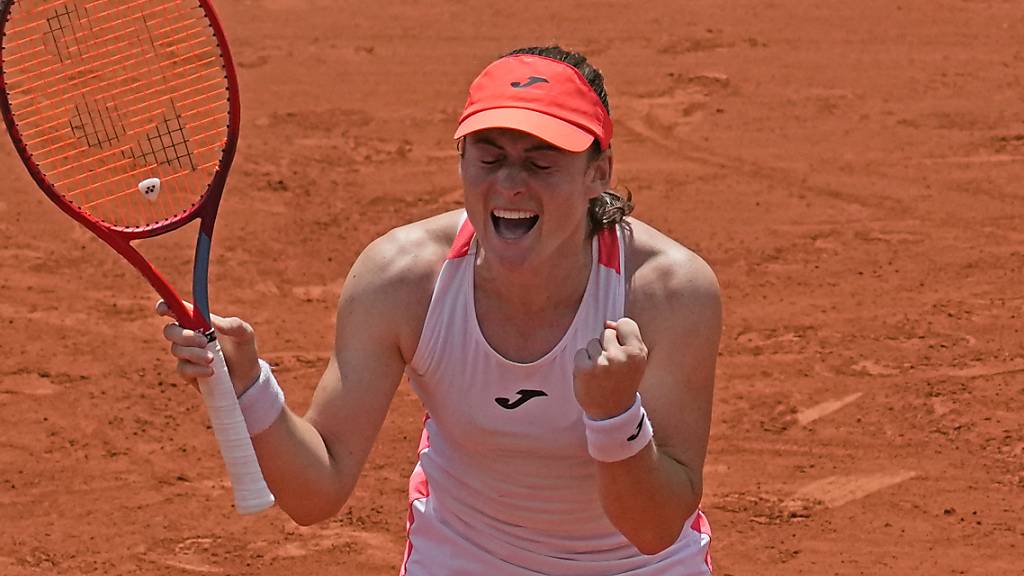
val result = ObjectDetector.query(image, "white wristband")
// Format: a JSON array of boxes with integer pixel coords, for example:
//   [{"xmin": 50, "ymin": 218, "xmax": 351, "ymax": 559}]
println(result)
[
  {"xmin": 237, "ymin": 359, "xmax": 285, "ymax": 437},
  {"xmin": 584, "ymin": 393, "xmax": 654, "ymax": 463}
]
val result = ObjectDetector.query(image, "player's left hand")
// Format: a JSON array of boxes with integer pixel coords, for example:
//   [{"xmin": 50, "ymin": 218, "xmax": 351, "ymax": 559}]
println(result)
[{"xmin": 573, "ymin": 318, "xmax": 649, "ymax": 420}]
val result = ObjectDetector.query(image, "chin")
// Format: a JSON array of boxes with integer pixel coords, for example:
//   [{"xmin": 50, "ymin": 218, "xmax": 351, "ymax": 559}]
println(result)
[
  {"xmin": 478, "ymin": 220, "xmax": 545, "ymax": 271},
  {"xmin": 480, "ymin": 236, "xmax": 538, "ymax": 272}
]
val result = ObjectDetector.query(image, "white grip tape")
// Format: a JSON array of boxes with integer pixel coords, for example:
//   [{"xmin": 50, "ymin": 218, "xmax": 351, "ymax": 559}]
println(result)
[
  {"xmin": 583, "ymin": 393, "xmax": 654, "ymax": 463},
  {"xmin": 197, "ymin": 338, "xmax": 276, "ymax": 515}
]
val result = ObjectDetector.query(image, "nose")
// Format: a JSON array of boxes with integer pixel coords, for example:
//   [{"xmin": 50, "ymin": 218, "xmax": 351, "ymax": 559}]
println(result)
[{"xmin": 495, "ymin": 164, "xmax": 527, "ymax": 196}]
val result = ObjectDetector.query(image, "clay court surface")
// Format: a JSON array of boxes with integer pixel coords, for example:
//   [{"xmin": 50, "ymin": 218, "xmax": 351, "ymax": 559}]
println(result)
[{"xmin": 2, "ymin": 0, "xmax": 1022, "ymax": 574}]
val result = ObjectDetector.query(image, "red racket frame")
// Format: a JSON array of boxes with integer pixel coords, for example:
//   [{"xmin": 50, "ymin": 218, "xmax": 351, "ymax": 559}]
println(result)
[{"xmin": 0, "ymin": 0, "xmax": 241, "ymax": 333}]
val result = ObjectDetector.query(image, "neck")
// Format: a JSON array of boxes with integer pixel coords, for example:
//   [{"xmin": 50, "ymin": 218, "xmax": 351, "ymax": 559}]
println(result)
[{"xmin": 474, "ymin": 229, "xmax": 594, "ymax": 314}]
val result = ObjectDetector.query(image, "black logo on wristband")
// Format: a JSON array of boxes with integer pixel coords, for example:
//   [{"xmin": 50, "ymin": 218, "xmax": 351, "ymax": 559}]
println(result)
[
  {"xmin": 495, "ymin": 389, "xmax": 548, "ymax": 410},
  {"xmin": 627, "ymin": 414, "xmax": 646, "ymax": 442}
]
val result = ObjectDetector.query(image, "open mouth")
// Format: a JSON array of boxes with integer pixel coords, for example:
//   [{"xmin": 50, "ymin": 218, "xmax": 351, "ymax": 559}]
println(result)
[{"xmin": 491, "ymin": 208, "xmax": 540, "ymax": 240}]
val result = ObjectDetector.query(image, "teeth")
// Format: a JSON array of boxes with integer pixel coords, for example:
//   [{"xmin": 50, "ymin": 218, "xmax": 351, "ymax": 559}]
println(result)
[{"xmin": 492, "ymin": 209, "xmax": 538, "ymax": 219}]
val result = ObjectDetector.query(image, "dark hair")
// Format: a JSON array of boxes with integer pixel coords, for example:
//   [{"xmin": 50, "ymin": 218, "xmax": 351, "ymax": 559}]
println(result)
[{"xmin": 502, "ymin": 46, "xmax": 633, "ymax": 231}]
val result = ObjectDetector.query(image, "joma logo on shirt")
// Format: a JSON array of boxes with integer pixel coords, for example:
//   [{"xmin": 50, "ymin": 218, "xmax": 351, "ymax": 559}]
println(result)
[{"xmin": 494, "ymin": 389, "xmax": 548, "ymax": 409}]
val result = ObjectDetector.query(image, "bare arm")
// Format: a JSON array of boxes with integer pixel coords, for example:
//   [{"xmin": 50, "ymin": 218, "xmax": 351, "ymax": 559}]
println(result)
[
  {"xmin": 249, "ymin": 238, "xmax": 410, "ymax": 524},
  {"xmin": 576, "ymin": 240, "xmax": 721, "ymax": 554},
  {"xmin": 160, "ymin": 225, "xmax": 437, "ymax": 525}
]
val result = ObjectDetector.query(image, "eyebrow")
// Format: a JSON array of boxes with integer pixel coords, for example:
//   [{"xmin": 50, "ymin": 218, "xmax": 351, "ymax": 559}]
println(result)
[{"xmin": 473, "ymin": 136, "xmax": 561, "ymax": 154}]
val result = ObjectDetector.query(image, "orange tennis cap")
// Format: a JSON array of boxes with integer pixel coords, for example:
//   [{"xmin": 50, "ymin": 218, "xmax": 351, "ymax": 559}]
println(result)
[{"xmin": 454, "ymin": 54, "xmax": 613, "ymax": 152}]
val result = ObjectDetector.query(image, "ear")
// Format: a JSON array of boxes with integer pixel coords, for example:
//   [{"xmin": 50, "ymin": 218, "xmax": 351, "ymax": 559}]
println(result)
[
  {"xmin": 585, "ymin": 148, "xmax": 613, "ymax": 199},
  {"xmin": 456, "ymin": 137, "xmax": 465, "ymax": 180}
]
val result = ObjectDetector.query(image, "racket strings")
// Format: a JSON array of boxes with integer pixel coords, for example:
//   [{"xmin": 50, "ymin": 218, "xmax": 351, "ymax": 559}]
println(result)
[
  {"xmin": 5, "ymin": 3, "xmax": 197, "ymax": 76},
  {"xmin": 45, "ymin": 104, "xmax": 224, "ymax": 187},
  {"xmin": 5, "ymin": 1, "xmax": 202, "ymax": 227},
  {"xmin": 2, "ymin": 0, "xmax": 232, "ymax": 230},
  {"xmin": 18, "ymin": 64, "xmax": 224, "ymax": 156}
]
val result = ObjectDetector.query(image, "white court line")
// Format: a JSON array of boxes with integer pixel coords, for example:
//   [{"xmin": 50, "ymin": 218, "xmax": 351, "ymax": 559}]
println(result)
[
  {"xmin": 796, "ymin": 392, "xmax": 863, "ymax": 426},
  {"xmin": 785, "ymin": 470, "xmax": 918, "ymax": 510}
]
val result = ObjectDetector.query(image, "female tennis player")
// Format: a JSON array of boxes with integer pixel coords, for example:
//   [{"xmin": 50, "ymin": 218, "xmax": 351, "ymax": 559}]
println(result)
[{"xmin": 160, "ymin": 46, "xmax": 721, "ymax": 575}]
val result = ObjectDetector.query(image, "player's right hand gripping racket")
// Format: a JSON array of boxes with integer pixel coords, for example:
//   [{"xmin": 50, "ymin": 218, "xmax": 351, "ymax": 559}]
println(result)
[{"xmin": 0, "ymin": 0, "xmax": 274, "ymax": 514}]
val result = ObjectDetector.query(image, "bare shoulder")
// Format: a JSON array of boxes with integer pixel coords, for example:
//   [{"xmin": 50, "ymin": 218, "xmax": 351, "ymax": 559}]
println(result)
[
  {"xmin": 622, "ymin": 217, "xmax": 722, "ymax": 347},
  {"xmin": 349, "ymin": 210, "xmax": 461, "ymax": 286},
  {"xmin": 339, "ymin": 209, "xmax": 463, "ymax": 361},
  {"xmin": 622, "ymin": 217, "xmax": 720, "ymax": 309}
]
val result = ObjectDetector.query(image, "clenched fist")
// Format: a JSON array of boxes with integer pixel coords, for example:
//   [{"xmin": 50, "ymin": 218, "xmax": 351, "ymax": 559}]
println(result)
[{"xmin": 573, "ymin": 318, "xmax": 649, "ymax": 420}]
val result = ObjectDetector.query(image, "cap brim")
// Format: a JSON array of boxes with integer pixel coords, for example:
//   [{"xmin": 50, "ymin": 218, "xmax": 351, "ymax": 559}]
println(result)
[{"xmin": 453, "ymin": 108, "xmax": 595, "ymax": 153}]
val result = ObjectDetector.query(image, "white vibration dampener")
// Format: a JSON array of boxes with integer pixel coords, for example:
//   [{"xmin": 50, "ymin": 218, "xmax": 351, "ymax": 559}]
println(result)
[{"xmin": 139, "ymin": 177, "xmax": 161, "ymax": 201}]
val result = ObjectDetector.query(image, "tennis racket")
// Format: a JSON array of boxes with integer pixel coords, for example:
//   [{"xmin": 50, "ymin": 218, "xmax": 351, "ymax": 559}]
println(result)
[{"xmin": 0, "ymin": 0, "xmax": 274, "ymax": 514}]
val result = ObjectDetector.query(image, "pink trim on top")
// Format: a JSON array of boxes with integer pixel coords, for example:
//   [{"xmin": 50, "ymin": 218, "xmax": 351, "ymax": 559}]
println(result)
[
  {"xmin": 690, "ymin": 509, "xmax": 713, "ymax": 573},
  {"xmin": 447, "ymin": 219, "xmax": 476, "ymax": 260},
  {"xmin": 400, "ymin": 415, "xmax": 432, "ymax": 576},
  {"xmin": 596, "ymin": 226, "xmax": 620, "ymax": 274}
]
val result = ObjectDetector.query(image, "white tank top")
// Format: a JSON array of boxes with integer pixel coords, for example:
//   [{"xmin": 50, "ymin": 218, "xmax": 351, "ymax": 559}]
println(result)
[{"xmin": 400, "ymin": 215, "xmax": 712, "ymax": 575}]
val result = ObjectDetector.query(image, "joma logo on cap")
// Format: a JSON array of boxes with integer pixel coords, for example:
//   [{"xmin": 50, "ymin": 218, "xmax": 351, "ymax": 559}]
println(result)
[{"xmin": 510, "ymin": 76, "xmax": 549, "ymax": 89}]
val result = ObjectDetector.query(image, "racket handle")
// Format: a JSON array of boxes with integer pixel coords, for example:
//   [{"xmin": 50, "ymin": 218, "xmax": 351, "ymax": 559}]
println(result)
[{"xmin": 197, "ymin": 337, "xmax": 276, "ymax": 515}]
